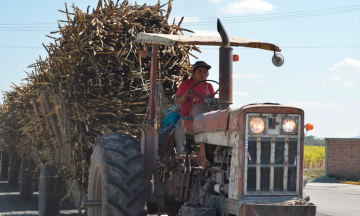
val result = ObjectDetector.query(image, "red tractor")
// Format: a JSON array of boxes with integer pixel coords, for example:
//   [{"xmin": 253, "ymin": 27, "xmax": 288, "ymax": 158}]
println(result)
[{"xmin": 86, "ymin": 19, "xmax": 316, "ymax": 216}]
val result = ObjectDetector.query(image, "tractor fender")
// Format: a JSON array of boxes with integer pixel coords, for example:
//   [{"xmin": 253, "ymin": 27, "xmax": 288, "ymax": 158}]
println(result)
[{"xmin": 131, "ymin": 124, "xmax": 158, "ymax": 181}]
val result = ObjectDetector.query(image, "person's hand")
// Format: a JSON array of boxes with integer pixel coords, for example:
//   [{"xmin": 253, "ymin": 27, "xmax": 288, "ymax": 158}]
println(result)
[{"xmin": 184, "ymin": 89, "xmax": 192, "ymax": 98}]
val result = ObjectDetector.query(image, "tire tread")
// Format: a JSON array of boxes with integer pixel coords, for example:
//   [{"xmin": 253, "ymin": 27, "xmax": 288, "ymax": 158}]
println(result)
[{"xmin": 88, "ymin": 132, "xmax": 147, "ymax": 216}]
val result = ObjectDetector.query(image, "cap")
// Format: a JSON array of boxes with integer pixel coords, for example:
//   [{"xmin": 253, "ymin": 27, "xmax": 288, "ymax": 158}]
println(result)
[{"xmin": 192, "ymin": 61, "xmax": 211, "ymax": 72}]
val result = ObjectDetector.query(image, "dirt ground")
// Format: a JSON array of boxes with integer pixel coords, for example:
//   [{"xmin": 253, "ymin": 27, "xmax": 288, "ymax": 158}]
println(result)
[{"xmin": 304, "ymin": 167, "xmax": 326, "ymax": 182}]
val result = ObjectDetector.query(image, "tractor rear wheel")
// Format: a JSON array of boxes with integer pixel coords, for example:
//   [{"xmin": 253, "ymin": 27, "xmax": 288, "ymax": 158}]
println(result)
[
  {"xmin": 38, "ymin": 166, "xmax": 61, "ymax": 216},
  {"xmin": 19, "ymin": 158, "xmax": 36, "ymax": 200},
  {"xmin": 8, "ymin": 154, "xmax": 20, "ymax": 186},
  {"xmin": 0, "ymin": 151, "xmax": 9, "ymax": 178},
  {"xmin": 88, "ymin": 132, "xmax": 148, "ymax": 216}
]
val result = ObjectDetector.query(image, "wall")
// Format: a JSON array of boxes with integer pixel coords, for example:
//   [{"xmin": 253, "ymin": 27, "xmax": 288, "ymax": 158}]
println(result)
[{"xmin": 325, "ymin": 138, "xmax": 360, "ymax": 180}]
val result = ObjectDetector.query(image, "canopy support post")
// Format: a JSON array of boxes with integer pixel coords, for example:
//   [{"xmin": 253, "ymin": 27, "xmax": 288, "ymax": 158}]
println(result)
[{"xmin": 149, "ymin": 44, "xmax": 158, "ymax": 127}]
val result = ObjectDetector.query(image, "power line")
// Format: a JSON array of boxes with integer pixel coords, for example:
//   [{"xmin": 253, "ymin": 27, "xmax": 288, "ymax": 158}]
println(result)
[
  {"xmin": 1, "ymin": 5, "xmax": 359, "ymax": 27},
  {"xmin": 181, "ymin": 8, "xmax": 360, "ymax": 26},
  {"xmin": 2, "ymin": 6, "xmax": 358, "ymax": 31},
  {"xmin": 180, "ymin": 5, "xmax": 360, "ymax": 21}
]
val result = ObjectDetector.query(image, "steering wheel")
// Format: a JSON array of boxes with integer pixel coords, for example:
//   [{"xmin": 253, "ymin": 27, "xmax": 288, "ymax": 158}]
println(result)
[{"xmin": 187, "ymin": 79, "xmax": 219, "ymax": 107}]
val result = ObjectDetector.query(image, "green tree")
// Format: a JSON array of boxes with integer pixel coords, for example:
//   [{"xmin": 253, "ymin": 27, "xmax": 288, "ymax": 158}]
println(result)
[
  {"xmin": 307, "ymin": 135, "xmax": 315, "ymax": 140},
  {"xmin": 305, "ymin": 135, "xmax": 325, "ymax": 146}
]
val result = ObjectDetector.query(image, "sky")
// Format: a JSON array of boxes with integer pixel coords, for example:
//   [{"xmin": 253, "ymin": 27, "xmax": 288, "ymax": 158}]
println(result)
[{"xmin": 0, "ymin": 0, "xmax": 359, "ymax": 138}]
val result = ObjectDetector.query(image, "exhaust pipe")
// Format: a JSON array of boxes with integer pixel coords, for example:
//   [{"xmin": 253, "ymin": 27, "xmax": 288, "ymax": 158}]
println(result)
[{"xmin": 217, "ymin": 19, "xmax": 233, "ymax": 109}]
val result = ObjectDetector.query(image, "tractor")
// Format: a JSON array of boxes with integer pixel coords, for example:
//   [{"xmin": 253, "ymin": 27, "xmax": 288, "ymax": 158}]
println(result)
[{"xmin": 86, "ymin": 19, "xmax": 316, "ymax": 216}]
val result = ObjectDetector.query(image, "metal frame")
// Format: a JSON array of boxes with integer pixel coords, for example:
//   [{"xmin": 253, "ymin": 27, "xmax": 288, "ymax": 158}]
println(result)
[{"xmin": 244, "ymin": 113, "xmax": 301, "ymax": 196}]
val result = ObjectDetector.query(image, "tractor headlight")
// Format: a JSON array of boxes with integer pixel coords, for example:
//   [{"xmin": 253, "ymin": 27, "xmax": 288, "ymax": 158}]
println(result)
[
  {"xmin": 282, "ymin": 118, "xmax": 296, "ymax": 133},
  {"xmin": 249, "ymin": 117, "xmax": 265, "ymax": 134}
]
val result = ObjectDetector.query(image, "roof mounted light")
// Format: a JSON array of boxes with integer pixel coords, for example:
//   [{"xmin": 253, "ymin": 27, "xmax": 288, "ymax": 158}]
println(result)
[{"xmin": 272, "ymin": 52, "xmax": 284, "ymax": 67}]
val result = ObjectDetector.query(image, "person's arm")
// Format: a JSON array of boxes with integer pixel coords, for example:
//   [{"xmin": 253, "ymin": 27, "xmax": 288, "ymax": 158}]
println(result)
[
  {"xmin": 208, "ymin": 83, "xmax": 215, "ymax": 98},
  {"xmin": 175, "ymin": 89, "xmax": 191, "ymax": 105}
]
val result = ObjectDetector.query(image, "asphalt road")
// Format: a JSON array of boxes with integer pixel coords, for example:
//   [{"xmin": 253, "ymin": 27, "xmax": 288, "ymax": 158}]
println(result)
[
  {"xmin": 306, "ymin": 182, "xmax": 360, "ymax": 216},
  {"xmin": 0, "ymin": 177, "xmax": 83, "ymax": 216},
  {"xmin": 1, "ymin": 176, "xmax": 359, "ymax": 216}
]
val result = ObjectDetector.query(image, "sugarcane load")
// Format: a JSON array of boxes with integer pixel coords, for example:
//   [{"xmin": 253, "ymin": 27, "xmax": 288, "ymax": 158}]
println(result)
[{"xmin": 0, "ymin": 0, "xmax": 317, "ymax": 215}]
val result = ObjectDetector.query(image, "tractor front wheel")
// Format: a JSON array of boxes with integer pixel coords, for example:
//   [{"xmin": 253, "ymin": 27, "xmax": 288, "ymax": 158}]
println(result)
[{"xmin": 88, "ymin": 132, "xmax": 148, "ymax": 216}]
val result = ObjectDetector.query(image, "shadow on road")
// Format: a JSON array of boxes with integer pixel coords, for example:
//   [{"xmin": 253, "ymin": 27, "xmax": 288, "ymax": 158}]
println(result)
[{"xmin": 0, "ymin": 178, "xmax": 84, "ymax": 216}]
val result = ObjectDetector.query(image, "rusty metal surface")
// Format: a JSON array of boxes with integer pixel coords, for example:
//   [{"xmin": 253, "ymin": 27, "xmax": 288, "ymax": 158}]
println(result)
[
  {"xmin": 194, "ymin": 131, "xmax": 238, "ymax": 147},
  {"xmin": 218, "ymin": 19, "xmax": 233, "ymax": 109},
  {"xmin": 165, "ymin": 172, "xmax": 181, "ymax": 204},
  {"xmin": 148, "ymin": 44, "xmax": 158, "ymax": 127},
  {"xmin": 242, "ymin": 203, "xmax": 316, "ymax": 216},
  {"xmin": 204, "ymin": 195, "xmax": 315, "ymax": 216},
  {"xmin": 193, "ymin": 108, "xmax": 236, "ymax": 134},
  {"xmin": 228, "ymin": 109, "xmax": 241, "ymax": 131},
  {"xmin": 192, "ymin": 103, "xmax": 216, "ymax": 118},
  {"xmin": 256, "ymin": 137, "xmax": 261, "ymax": 192},
  {"xmin": 134, "ymin": 33, "xmax": 281, "ymax": 52},
  {"xmin": 270, "ymin": 137, "xmax": 275, "ymax": 192},
  {"xmin": 283, "ymin": 138, "xmax": 289, "ymax": 192},
  {"xmin": 237, "ymin": 110, "xmax": 246, "ymax": 198},
  {"xmin": 181, "ymin": 117, "xmax": 194, "ymax": 134},
  {"xmin": 299, "ymin": 115, "xmax": 304, "ymax": 199},
  {"xmin": 193, "ymin": 110, "xmax": 222, "ymax": 133},
  {"xmin": 193, "ymin": 104, "xmax": 305, "ymax": 200},
  {"xmin": 241, "ymin": 104, "xmax": 304, "ymax": 114},
  {"xmin": 179, "ymin": 206, "xmax": 216, "ymax": 216},
  {"xmin": 194, "ymin": 105, "xmax": 303, "ymax": 134},
  {"xmin": 200, "ymin": 143, "xmax": 210, "ymax": 163},
  {"xmin": 131, "ymin": 124, "xmax": 158, "ymax": 181}
]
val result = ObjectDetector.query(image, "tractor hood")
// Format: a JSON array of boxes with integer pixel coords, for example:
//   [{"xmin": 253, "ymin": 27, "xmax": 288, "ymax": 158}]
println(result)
[{"xmin": 192, "ymin": 103, "xmax": 304, "ymax": 135}]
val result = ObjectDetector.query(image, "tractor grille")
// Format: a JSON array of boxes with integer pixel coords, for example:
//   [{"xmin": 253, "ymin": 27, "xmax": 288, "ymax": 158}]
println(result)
[{"xmin": 244, "ymin": 113, "xmax": 301, "ymax": 196}]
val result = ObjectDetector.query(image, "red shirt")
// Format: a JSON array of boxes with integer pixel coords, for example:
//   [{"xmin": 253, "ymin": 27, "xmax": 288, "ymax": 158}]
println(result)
[{"xmin": 176, "ymin": 79, "xmax": 215, "ymax": 116}]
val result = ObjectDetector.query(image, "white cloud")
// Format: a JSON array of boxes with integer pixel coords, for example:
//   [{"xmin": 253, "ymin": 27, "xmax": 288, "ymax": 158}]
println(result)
[
  {"xmin": 220, "ymin": 0, "xmax": 276, "ymax": 14},
  {"xmin": 171, "ymin": 17, "xmax": 200, "ymax": 23},
  {"xmin": 256, "ymin": 80, "xmax": 263, "ymax": 84},
  {"xmin": 193, "ymin": 30, "xmax": 219, "ymax": 36},
  {"xmin": 328, "ymin": 76, "xmax": 342, "ymax": 81},
  {"xmin": 292, "ymin": 101, "xmax": 342, "ymax": 110},
  {"xmin": 233, "ymin": 74, "xmax": 263, "ymax": 79},
  {"xmin": 210, "ymin": 0, "xmax": 221, "ymax": 2},
  {"xmin": 321, "ymin": 82, "xmax": 326, "ymax": 87},
  {"xmin": 307, "ymin": 82, "xmax": 313, "ymax": 85},
  {"xmin": 330, "ymin": 58, "xmax": 360, "ymax": 72},
  {"xmin": 342, "ymin": 80, "xmax": 355, "ymax": 86},
  {"xmin": 234, "ymin": 91, "xmax": 250, "ymax": 97}
]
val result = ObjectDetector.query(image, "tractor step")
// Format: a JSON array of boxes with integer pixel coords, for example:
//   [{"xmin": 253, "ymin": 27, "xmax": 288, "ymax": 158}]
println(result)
[{"xmin": 83, "ymin": 200, "xmax": 102, "ymax": 207}]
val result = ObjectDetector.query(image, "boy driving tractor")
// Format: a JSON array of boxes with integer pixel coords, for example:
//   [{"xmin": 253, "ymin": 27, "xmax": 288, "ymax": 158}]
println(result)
[{"xmin": 175, "ymin": 61, "xmax": 215, "ymax": 116}]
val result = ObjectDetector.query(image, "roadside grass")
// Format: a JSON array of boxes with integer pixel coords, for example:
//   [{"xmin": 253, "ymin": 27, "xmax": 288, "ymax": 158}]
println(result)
[
  {"xmin": 304, "ymin": 146, "xmax": 325, "ymax": 181},
  {"xmin": 304, "ymin": 146, "xmax": 325, "ymax": 168}
]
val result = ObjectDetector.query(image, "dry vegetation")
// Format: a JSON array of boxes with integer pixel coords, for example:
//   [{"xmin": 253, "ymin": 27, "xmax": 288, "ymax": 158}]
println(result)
[{"xmin": 0, "ymin": 0, "xmax": 199, "ymax": 201}]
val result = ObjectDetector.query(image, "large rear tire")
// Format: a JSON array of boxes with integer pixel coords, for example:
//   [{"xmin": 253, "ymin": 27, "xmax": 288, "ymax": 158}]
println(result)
[
  {"xmin": 8, "ymin": 154, "xmax": 20, "ymax": 186},
  {"xmin": 1, "ymin": 151, "xmax": 9, "ymax": 178},
  {"xmin": 20, "ymin": 158, "xmax": 36, "ymax": 200},
  {"xmin": 38, "ymin": 166, "xmax": 61, "ymax": 216},
  {"xmin": 88, "ymin": 132, "xmax": 148, "ymax": 216}
]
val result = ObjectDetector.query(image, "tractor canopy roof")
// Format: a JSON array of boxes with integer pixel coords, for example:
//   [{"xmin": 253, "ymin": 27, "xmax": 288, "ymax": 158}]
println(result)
[{"xmin": 134, "ymin": 32, "xmax": 281, "ymax": 52}]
